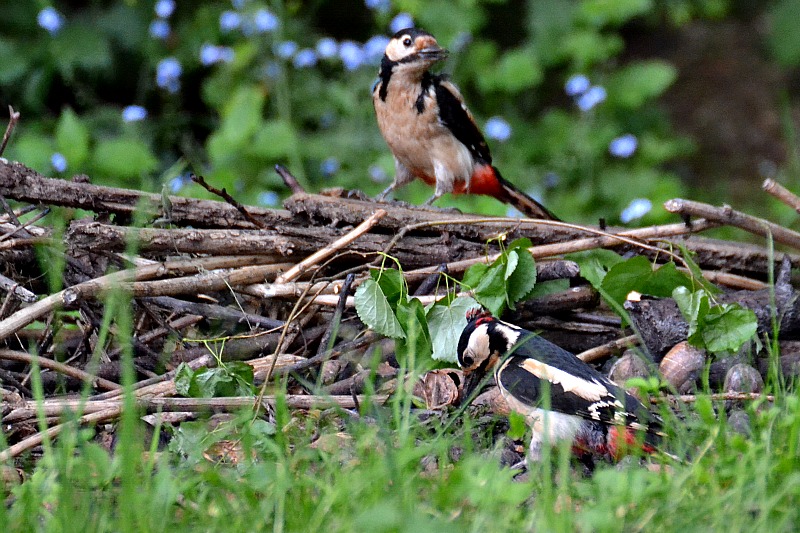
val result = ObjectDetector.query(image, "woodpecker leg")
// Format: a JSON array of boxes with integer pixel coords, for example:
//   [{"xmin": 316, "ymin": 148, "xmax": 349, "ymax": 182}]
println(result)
[
  {"xmin": 425, "ymin": 159, "xmax": 455, "ymax": 205},
  {"xmin": 376, "ymin": 159, "xmax": 414, "ymax": 201}
]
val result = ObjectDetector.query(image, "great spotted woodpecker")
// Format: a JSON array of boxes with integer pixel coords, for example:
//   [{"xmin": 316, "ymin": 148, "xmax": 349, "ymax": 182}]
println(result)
[
  {"xmin": 373, "ymin": 28, "xmax": 558, "ymax": 220},
  {"xmin": 457, "ymin": 309, "xmax": 664, "ymax": 467}
]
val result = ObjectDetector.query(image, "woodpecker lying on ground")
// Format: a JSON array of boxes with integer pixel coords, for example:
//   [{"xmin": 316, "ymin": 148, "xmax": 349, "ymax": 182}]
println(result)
[
  {"xmin": 373, "ymin": 28, "xmax": 558, "ymax": 220},
  {"xmin": 457, "ymin": 309, "xmax": 664, "ymax": 468}
]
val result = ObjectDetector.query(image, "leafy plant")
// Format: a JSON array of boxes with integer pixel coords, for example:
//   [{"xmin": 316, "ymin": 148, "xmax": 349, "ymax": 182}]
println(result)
[
  {"xmin": 354, "ymin": 260, "xmax": 478, "ymax": 363},
  {"xmin": 673, "ymin": 286, "xmax": 758, "ymax": 354},
  {"xmin": 460, "ymin": 236, "xmax": 538, "ymax": 316},
  {"xmin": 174, "ymin": 361, "xmax": 255, "ymax": 398}
]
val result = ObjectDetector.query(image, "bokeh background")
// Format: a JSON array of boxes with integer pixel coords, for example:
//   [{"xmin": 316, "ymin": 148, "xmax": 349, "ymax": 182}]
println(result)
[{"xmin": 1, "ymin": 0, "xmax": 799, "ymax": 224}]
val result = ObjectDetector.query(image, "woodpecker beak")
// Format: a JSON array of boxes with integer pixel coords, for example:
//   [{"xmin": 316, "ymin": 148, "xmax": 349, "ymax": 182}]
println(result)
[
  {"xmin": 460, "ymin": 366, "xmax": 487, "ymax": 405},
  {"xmin": 418, "ymin": 45, "xmax": 448, "ymax": 62}
]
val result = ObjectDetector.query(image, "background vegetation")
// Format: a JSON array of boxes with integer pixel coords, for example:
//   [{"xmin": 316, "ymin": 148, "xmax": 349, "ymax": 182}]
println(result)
[
  {"xmin": 2, "ymin": 0, "xmax": 800, "ymax": 530},
  {"xmin": 2, "ymin": 0, "xmax": 798, "ymax": 223}
]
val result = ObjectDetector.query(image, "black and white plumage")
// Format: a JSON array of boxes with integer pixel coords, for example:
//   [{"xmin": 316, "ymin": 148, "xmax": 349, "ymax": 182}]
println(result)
[
  {"xmin": 372, "ymin": 28, "xmax": 558, "ymax": 220},
  {"xmin": 457, "ymin": 309, "xmax": 663, "ymax": 464}
]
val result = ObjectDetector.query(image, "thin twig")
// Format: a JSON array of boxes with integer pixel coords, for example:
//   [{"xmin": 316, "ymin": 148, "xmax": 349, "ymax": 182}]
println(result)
[
  {"xmin": 664, "ymin": 198, "xmax": 800, "ymax": 250},
  {"xmin": 0, "ymin": 349, "xmax": 121, "ymax": 391},
  {"xmin": 0, "ymin": 106, "xmax": 20, "ymax": 158},
  {"xmin": 653, "ymin": 392, "xmax": 775, "ymax": 404},
  {"xmin": 191, "ymin": 174, "xmax": 268, "ymax": 229},
  {"xmin": 0, "ymin": 273, "xmax": 37, "ymax": 303},
  {"xmin": 762, "ymin": 178, "xmax": 800, "ymax": 214},
  {"xmin": 577, "ymin": 335, "xmax": 639, "ymax": 363},
  {"xmin": 274, "ymin": 209, "xmax": 387, "ymax": 284},
  {"xmin": 275, "ymin": 164, "xmax": 305, "ymax": 194}
]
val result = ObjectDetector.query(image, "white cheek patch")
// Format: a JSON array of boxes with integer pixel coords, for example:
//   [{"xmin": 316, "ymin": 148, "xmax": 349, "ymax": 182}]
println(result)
[{"xmin": 463, "ymin": 323, "xmax": 490, "ymax": 370}]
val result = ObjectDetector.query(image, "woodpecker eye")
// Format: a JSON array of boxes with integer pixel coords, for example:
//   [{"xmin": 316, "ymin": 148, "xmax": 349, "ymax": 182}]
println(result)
[
  {"xmin": 460, "ymin": 354, "xmax": 474, "ymax": 368},
  {"xmin": 402, "ymin": 37, "xmax": 412, "ymax": 47}
]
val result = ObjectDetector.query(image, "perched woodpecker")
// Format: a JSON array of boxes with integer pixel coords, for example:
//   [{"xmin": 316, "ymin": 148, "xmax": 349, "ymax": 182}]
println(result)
[
  {"xmin": 373, "ymin": 28, "xmax": 558, "ymax": 220},
  {"xmin": 457, "ymin": 309, "xmax": 664, "ymax": 467}
]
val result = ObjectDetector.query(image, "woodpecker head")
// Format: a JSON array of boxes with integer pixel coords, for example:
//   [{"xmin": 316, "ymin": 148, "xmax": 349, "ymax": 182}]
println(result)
[
  {"xmin": 457, "ymin": 308, "xmax": 521, "ymax": 400},
  {"xmin": 382, "ymin": 28, "xmax": 448, "ymax": 71}
]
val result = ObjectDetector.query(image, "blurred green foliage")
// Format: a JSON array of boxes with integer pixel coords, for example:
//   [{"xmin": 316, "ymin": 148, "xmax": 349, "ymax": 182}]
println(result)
[{"xmin": 1, "ymin": 0, "xmax": 781, "ymax": 223}]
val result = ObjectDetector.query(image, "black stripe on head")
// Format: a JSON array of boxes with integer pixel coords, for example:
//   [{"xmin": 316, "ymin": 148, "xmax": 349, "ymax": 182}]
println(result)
[{"xmin": 391, "ymin": 28, "xmax": 434, "ymax": 41}]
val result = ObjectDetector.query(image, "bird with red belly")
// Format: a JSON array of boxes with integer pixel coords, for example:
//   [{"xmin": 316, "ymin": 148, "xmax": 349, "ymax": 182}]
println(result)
[{"xmin": 372, "ymin": 28, "xmax": 558, "ymax": 220}]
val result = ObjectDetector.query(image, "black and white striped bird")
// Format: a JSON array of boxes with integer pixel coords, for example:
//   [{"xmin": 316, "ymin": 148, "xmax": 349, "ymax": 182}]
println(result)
[{"xmin": 457, "ymin": 308, "xmax": 664, "ymax": 467}]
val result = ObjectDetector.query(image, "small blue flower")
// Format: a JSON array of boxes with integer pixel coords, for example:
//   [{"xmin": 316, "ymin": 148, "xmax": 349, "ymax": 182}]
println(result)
[
  {"xmin": 263, "ymin": 61, "xmax": 281, "ymax": 79},
  {"xmin": 339, "ymin": 41, "xmax": 364, "ymax": 71},
  {"xmin": 254, "ymin": 8, "xmax": 278, "ymax": 32},
  {"xmin": 620, "ymin": 198, "xmax": 652, "ymax": 223},
  {"xmin": 51, "ymin": 153, "xmax": 67, "ymax": 172},
  {"xmin": 316, "ymin": 37, "xmax": 338, "ymax": 59},
  {"xmin": 293, "ymin": 48, "xmax": 317, "ymax": 68},
  {"xmin": 276, "ymin": 40, "xmax": 298, "ymax": 59},
  {"xmin": 258, "ymin": 191, "xmax": 280, "ymax": 206},
  {"xmin": 365, "ymin": 0, "xmax": 390, "ymax": 13},
  {"xmin": 485, "ymin": 117, "xmax": 512, "ymax": 142},
  {"xmin": 156, "ymin": 57, "xmax": 182, "ymax": 93},
  {"xmin": 169, "ymin": 174, "xmax": 191, "ymax": 193},
  {"xmin": 565, "ymin": 74, "xmax": 590, "ymax": 97},
  {"xmin": 575, "ymin": 85, "xmax": 606, "ymax": 112},
  {"xmin": 37, "ymin": 7, "xmax": 64, "ymax": 35},
  {"xmin": 320, "ymin": 157, "xmax": 340, "ymax": 177},
  {"xmin": 506, "ymin": 206, "xmax": 523, "ymax": 218},
  {"xmin": 609, "ymin": 134, "xmax": 638, "ymax": 158},
  {"xmin": 390, "ymin": 13, "xmax": 414, "ymax": 34},
  {"xmin": 149, "ymin": 19, "xmax": 170, "ymax": 40},
  {"xmin": 231, "ymin": 0, "xmax": 246, "ymax": 9},
  {"xmin": 122, "ymin": 105, "xmax": 148, "ymax": 122},
  {"xmin": 543, "ymin": 172, "xmax": 560, "ymax": 189},
  {"xmin": 368, "ymin": 164, "xmax": 388, "ymax": 183},
  {"xmin": 219, "ymin": 10, "xmax": 242, "ymax": 32},
  {"xmin": 154, "ymin": 0, "xmax": 176, "ymax": 18},
  {"xmin": 200, "ymin": 44, "xmax": 235, "ymax": 65},
  {"xmin": 364, "ymin": 35, "xmax": 390, "ymax": 64}
]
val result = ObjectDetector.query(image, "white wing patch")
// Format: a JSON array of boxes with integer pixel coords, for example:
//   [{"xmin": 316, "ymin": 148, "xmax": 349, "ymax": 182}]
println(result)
[{"xmin": 519, "ymin": 358, "xmax": 614, "ymax": 403}]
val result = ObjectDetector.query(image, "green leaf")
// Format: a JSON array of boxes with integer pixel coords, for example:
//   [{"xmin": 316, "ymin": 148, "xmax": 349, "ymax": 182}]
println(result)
[
  {"xmin": 480, "ymin": 47, "xmax": 543, "ymax": 93},
  {"xmin": 673, "ymin": 286, "xmax": 710, "ymax": 342},
  {"xmin": 52, "ymin": 25, "xmax": 112, "ymax": 74},
  {"xmin": 472, "ymin": 263, "xmax": 507, "ymax": 317},
  {"xmin": 507, "ymin": 411, "xmax": 528, "ymax": 440},
  {"xmin": 601, "ymin": 256, "xmax": 692, "ymax": 306},
  {"xmin": 188, "ymin": 367, "xmax": 231, "ymax": 398},
  {"xmin": 55, "ymin": 108, "xmax": 90, "ymax": 168},
  {"xmin": 768, "ymin": 0, "xmax": 800, "ymax": 66},
  {"xmin": 701, "ymin": 305, "xmax": 758, "ymax": 354},
  {"xmin": 248, "ymin": 119, "xmax": 297, "ymax": 160},
  {"xmin": 174, "ymin": 363, "xmax": 193, "ymax": 397},
  {"xmin": 220, "ymin": 85, "xmax": 266, "ymax": 147},
  {"xmin": 461, "ymin": 262, "xmax": 490, "ymax": 290},
  {"xmin": 676, "ymin": 243, "xmax": 721, "ymax": 294},
  {"xmin": 579, "ymin": 0, "xmax": 653, "ymax": 27},
  {"xmin": 504, "ymin": 250, "xmax": 519, "ymax": 281},
  {"xmin": 354, "ymin": 278, "xmax": 405, "ymax": 339},
  {"xmin": 506, "ymin": 248, "xmax": 538, "ymax": 304},
  {"xmin": 373, "ymin": 268, "xmax": 406, "ymax": 307},
  {"xmin": 673, "ymin": 287, "xmax": 757, "ymax": 354},
  {"xmin": 93, "ymin": 138, "xmax": 158, "ymax": 180},
  {"xmin": 574, "ymin": 249, "xmax": 624, "ymax": 289},
  {"xmin": 395, "ymin": 298, "xmax": 432, "ymax": 360},
  {"xmin": 427, "ymin": 296, "xmax": 480, "ymax": 362},
  {"xmin": 607, "ymin": 61, "xmax": 677, "ymax": 109}
]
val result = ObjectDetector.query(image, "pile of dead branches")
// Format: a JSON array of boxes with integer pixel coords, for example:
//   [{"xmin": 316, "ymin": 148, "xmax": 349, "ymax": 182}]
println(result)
[{"xmin": 2, "ymin": 157, "xmax": 800, "ymax": 463}]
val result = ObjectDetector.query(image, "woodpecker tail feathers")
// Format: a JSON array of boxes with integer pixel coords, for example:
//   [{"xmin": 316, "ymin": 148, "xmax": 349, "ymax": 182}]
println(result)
[{"xmin": 493, "ymin": 167, "xmax": 560, "ymax": 221}]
